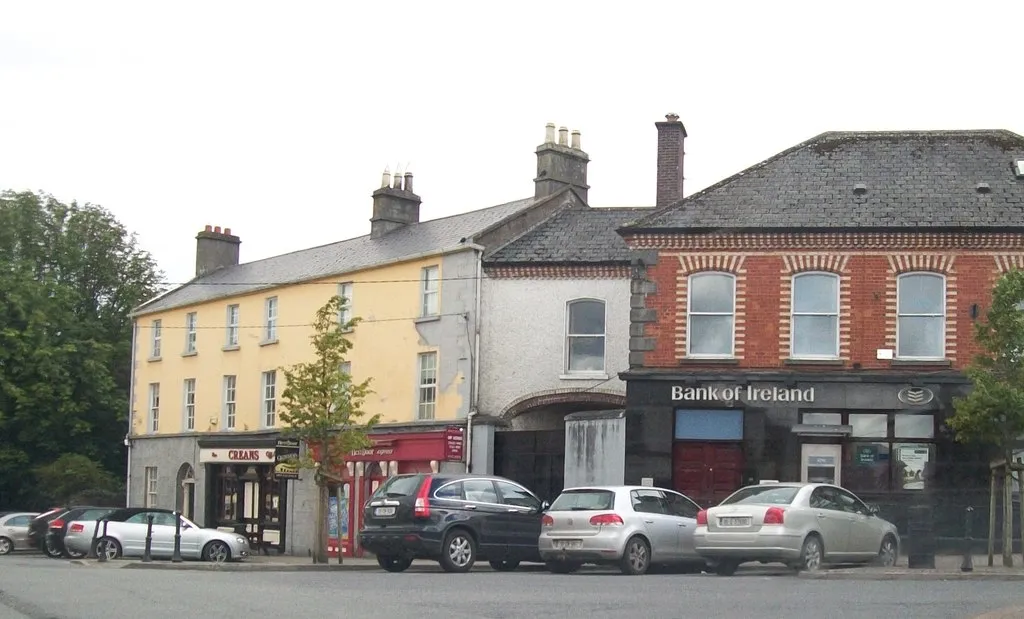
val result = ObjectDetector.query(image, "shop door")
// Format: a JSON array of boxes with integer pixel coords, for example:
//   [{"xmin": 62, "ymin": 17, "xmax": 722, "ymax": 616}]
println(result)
[
  {"xmin": 801, "ymin": 444, "xmax": 842, "ymax": 485},
  {"xmin": 672, "ymin": 442, "xmax": 744, "ymax": 508}
]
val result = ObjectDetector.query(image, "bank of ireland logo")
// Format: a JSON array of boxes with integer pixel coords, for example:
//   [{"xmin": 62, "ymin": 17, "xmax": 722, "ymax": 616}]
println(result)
[{"xmin": 897, "ymin": 387, "xmax": 934, "ymax": 406}]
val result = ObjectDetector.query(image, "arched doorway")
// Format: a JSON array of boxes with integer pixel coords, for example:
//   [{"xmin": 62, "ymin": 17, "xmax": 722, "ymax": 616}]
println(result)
[{"xmin": 175, "ymin": 463, "xmax": 196, "ymax": 521}]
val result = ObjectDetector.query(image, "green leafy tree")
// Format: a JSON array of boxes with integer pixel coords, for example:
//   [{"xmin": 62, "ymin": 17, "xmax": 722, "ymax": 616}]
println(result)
[
  {"xmin": 278, "ymin": 295, "xmax": 378, "ymax": 564},
  {"xmin": 35, "ymin": 453, "xmax": 123, "ymax": 506},
  {"xmin": 949, "ymin": 269, "xmax": 1024, "ymax": 565},
  {"xmin": 0, "ymin": 190, "xmax": 162, "ymax": 508}
]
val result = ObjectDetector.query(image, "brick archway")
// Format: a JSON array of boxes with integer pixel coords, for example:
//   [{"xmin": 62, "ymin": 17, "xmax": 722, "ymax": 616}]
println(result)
[{"xmin": 499, "ymin": 388, "xmax": 626, "ymax": 420}]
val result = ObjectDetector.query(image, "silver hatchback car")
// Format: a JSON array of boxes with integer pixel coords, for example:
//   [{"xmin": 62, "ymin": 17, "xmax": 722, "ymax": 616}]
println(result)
[
  {"xmin": 693, "ymin": 482, "xmax": 900, "ymax": 575},
  {"xmin": 538, "ymin": 485, "xmax": 708, "ymax": 575}
]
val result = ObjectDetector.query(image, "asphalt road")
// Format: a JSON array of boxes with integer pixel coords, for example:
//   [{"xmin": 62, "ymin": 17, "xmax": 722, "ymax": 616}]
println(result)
[{"xmin": 2, "ymin": 553, "xmax": 1024, "ymax": 619}]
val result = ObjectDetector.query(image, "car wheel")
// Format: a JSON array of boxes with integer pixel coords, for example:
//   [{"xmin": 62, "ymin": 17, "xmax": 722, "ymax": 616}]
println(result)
[
  {"xmin": 43, "ymin": 538, "xmax": 63, "ymax": 559},
  {"xmin": 488, "ymin": 559, "xmax": 520, "ymax": 571},
  {"xmin": 876, "ymin": 535, "xmax": 898, "ymax": 567},
  {"xmin": 439, "ymin": 529, "xmax": 477, "ymax": 573},
  {"xmin": 798, "ymin": 534, "xmax": 824, "ymax": 572},
  {"xmin": 0, "ymin": 537, "xmax": 12, "ymax": 555},
  {"xmin": 619, "ymin": 536, "xmax": 651, "ymax": 575},
  {"xmin": 203, "ymin": 540, "xmax": 231, "ymax": 563},
  {"xmin": 98, "ymin": 537, "xmax": 122, "ymax": 561},
  {"xmin": 376, "ymin": 554, "xmax": 413, "ymax": 573},
  {"xmin": 545, "ymin": 560, "xmax": 581, "ymax": 574},
  {"xmin": 713, "ymin": 560, "xmax": 739, "ymax": 576}
]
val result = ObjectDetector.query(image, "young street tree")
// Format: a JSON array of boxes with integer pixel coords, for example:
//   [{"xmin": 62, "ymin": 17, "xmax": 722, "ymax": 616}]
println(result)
[
  {"xmin": 948, "ymin": 269, "xmax": 1024, "ymax": 566},
  {"xmin": 278, "ymin": 294, "xmax": 378, "ymax": 564}
]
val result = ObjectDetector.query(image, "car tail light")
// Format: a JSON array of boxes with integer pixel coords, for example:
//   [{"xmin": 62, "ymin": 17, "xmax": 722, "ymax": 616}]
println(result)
[
  {"xmin": 69, "ymin": 523, "xmax": 84, "ymax": 533},
  {"xmin": 588, "ymin": 513, "xmax": 624, "ymax": 526},
  {"xmin": 541, "ymin": 514, "xmax": 554, "ymax": 527},
  {"xmin": 696, "ymin": 510, "xmax": 708, "ymax": 526},
  {"xmin": 413, "ymin": 475, "xmax": 433, "ymax": 518},
  {"xmin": 49, "ymin": 519, "xmax": 65, "ymax": 530},
  {"xmin": 763, "ymin": 506, "xmax": 785, "ymax": 525}
]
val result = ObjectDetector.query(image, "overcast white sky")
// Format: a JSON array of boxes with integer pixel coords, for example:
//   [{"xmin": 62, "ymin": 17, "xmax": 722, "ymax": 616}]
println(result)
[{"xmin": 2, "ymin": 1, "xmax": 1022, "ymax": 285}]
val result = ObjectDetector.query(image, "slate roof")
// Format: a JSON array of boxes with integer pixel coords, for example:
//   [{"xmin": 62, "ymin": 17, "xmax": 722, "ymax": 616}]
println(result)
[
  {"xmin": 134, "ymin": 197, "xmax": 540, "ymax": 315},
  {"xmin": 622, "ymin": 130, "xmax": 1024, "ymax": 232},
  {"xmin": 485, "ymin": 205, "xmax": 655, "ymax": 264}
]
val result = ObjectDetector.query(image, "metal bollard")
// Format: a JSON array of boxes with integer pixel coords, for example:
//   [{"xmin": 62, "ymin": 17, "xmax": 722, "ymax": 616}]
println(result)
[
  {"xmin": 961, "ymin": 506, "xmax": 975, "ymax": 572},
  {"xmin": 97, "ymin": 519, "xmax": 109, "ymax": 563},
  {"xmin": 142, "ymin": 515, "xmax": 154, "ymax": 562},
  {"xmin": 172, "ymin": 511, "xmax": 182, "ymax": 563},
  {"xmin": 87, "ymin": 520, "xmax": 101, "ymax": 559}
]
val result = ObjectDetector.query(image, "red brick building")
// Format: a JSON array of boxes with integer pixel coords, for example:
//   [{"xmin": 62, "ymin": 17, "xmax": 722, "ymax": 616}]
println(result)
[{"xmin": 617, "ymin": 118, "xmax": 1024, "ymax": 535}]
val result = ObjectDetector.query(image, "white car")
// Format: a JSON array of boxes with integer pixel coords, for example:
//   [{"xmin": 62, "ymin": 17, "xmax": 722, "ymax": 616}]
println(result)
[
  {"xmin": 64, "ymin": 507, "xmax": 250, "ymax": 562},
  {"xmin": 693, "ymin": 482, "xmax": 900, "ymax": 575}
]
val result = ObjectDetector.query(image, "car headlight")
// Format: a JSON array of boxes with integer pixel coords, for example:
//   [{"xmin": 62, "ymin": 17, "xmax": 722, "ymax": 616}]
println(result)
[{"xmin": 235, "ymin": 537, "xmax": 247, "ymax": 545}]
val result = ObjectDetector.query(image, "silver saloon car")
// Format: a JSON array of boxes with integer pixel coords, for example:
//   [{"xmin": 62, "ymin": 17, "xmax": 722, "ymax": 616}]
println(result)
[
  {"xmin": 0, "ymin": 512, "xmax": 39, "ymax": 554},
  {"xmin": 64, "ymin": 508, "xmax": 250, "ymax": 562},
  {"xmin": 538, "ymin": 485, "xmax": 708, "ymax": 575},
  {"xmin": 693, "ymin": 482, "xmax": 900, "ymax": 575}
]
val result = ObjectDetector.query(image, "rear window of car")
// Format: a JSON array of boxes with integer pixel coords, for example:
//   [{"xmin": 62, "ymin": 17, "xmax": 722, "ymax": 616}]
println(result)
[
  {"xmin": 720, "ymin": 485, "xmax": 801, "ymax": 506},
  {"xmin": 372, "ymin": 475, "xmax": 424, "ymax": 498},
  {"xmin": 549, "ymin": 489, "xmax": 615, "ymax": 511},
  {"xmin": 80, "ymin": 509, "xmax": 114, "ymax": 520}
]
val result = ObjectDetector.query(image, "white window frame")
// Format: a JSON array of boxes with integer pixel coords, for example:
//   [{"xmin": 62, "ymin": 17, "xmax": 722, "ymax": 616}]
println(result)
[
  {"xmin": 223, "ymin": 375, "xmax": 237, "ymax": 430},
  {"xmin": 183, "ymin": 378, "xmax": 196, "ymax": 431},
  {"xmin": 184, "ymin": 312, "xmax": 197, "ymax": 353},
  {"xmin": 148, "ymin": 383, "xmax": 160, "ymax": 433},
  {"xmin": 563, "ymin": 298, "xmax": 607, "ymax": 375},
  {"xmin": 144, "ymin": 466, "xmax": 158, "ymax": 508},
  {"xmin": 340, "ymin": 361, "xmax": 352, "ymax": 377},
  {"xmin": 338, "ymin": 282, "xmax": 353, "ymax": 330},
  {"xmin": 226, "ymin": 304, "xmax": 239, "ymax": 347},
  {"xmin": 420, "ymin": 266, "xmax": 439, "ymax": 317},
  {"xmin": 151, "ymin": 319, "xmax": 162, "ymax": 358},
  {"xmin": 264, "ymin": 296, "xmax": 278, "ymax": 342},
  {"xmin": 685, "ymin": 272, "xmax": 737, "ymax": 358},
  {"xmin": 417, "ymin": 351, "xmax": 438, "ymax": 420},
  {"xmin": 790, "ymin": 271, "xmax": 841, "ymax": 359},
  {"xmin": 262, "ymin": 370, "xmax": 277, "ymax": 427},
  {"xmin": 896, "ymin": 272, "xmax": 947, "ymax": 360}
]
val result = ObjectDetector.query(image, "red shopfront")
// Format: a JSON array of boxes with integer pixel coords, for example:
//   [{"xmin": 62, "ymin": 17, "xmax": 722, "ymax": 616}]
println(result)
[{"xmin": 329, "ymin": 426, "xmax": 465, "ymax": 557}]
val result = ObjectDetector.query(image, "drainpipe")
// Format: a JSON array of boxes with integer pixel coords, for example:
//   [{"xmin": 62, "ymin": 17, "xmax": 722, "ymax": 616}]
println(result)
[
  {"xmin": 125, "ymin": 320, "xmax": 138, "ymax": 507},
  {"xmin": 464, "ymin": 244, "xmax": 485, "ymax": 473}
]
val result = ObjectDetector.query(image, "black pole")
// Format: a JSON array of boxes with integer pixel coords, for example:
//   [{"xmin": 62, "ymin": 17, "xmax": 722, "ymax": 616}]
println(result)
[
  {"xmin": 97, "ymin": 519, "xmax": 109, "ymax": 563},
  {"xmin": 142, "ymin": 515, "xmax": 154, "ymax": 563},
  {"xmin": 172, "ymin": 511, "xmax": 182, "ymax": 563},
  {"xmin": 87, "ymin": 520, "xmax": 101, "ymax": 559},
  {"xmin": 961, "ymin": 506, "xmax": 975, "ymax": 572}
]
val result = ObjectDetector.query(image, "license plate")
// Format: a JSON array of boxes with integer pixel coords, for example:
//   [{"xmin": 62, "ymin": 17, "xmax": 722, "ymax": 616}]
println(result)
[
  {"xmin": 553, "ymin": 539, "xmax": 583, "ymax": 550},
  {"xmin": 374, "ymin": 507, "xmax": 396, "ymax": 517},
  {"xmin": 719, "ymin": 517, "xmax": 751, "ymax": 527}
]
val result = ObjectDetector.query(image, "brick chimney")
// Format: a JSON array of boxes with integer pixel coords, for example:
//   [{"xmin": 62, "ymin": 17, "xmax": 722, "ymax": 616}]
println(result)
[
  {"xmin": 195, "ymin": 225, "xmax": 241, "ymax": 277},
  {"xmin": 655, "ymin": 113, "xmax": 687, "ymax": 208},
  {"xmin": 370, "ymin": 167, "xmax": 422, "ymax": 239},
  {"xmin": 534, "ymin": 122, "xmax": 590, "ymax": 202}
]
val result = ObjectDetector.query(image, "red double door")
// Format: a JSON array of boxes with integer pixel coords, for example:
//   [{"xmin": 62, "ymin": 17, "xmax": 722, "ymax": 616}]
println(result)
[{"xmin": 672, "ymin": 442, "xmax": 744, "ymax": 508}]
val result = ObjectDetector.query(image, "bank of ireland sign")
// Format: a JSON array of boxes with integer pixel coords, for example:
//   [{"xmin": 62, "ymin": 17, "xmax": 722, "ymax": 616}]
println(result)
[{"xmin": 670, "ymin": 384, "xmax": 815, "ymax": 405}]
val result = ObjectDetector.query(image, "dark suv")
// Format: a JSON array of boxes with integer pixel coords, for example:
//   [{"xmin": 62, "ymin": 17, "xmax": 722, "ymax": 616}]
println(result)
[{"xmin": 359, "ymin": 473, "xmax": 550, "ymax": 573}]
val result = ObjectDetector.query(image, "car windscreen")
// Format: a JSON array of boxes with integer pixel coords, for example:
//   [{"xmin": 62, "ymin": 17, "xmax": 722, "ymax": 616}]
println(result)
[
  {"xmin": 720, "ymin": 485, "xmax": 801, "ymax": 506},
  {"xmin": 371, "ymin": 475, "xmax": 424, "ymax": 499},
  {"xmin": 549, "ymin": 489, "xmax": 615, "ymax": 511}
]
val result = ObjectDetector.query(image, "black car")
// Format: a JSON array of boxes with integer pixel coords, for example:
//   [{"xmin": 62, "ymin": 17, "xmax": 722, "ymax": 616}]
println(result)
[
  {"xmin": 359, "ymin": 473, "xmax": 550, "ymax": 573},
  {"xmin": 27, "ymin": 507, "xmax": 65, "ymax": 552},
  {"xmin": 44, "ymin": 506, "xmax": 117, "ymax": 558}
]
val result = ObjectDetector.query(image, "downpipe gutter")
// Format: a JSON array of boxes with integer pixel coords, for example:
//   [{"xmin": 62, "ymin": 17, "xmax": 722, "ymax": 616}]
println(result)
[
  {"xmin": 464, "ymin": 243, "xmax": 485, "ymax": 473},
  {"xmin": 125, "ymin": 320, "xmax": 138, "ymax": 506}
]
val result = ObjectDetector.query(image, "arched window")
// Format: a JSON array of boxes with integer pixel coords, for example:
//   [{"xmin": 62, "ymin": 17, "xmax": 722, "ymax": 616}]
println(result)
[
  {"xmin": 565, "ymin": 299, "xmax": 606, "ymax": 373},
  {"xmin": 896, "ymin": 272, "xmax": 946, "ymax": 359},
  {"xmin": 687, "ymin": 272, "xmax": 736, "ymax": 357},
  {"xmin": 791, "ymin": 272, "xmax": 840, "ymax": 358}
]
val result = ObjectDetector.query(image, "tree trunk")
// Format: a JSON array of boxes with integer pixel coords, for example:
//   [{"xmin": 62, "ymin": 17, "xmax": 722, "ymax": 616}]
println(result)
[
  {"xmin": 1004, "ymin": 466, "xmax": 1014, "ymax": 567},
  {"xmin": 313, "ymin": 481, "xmax": 329, "ymax": 564}
]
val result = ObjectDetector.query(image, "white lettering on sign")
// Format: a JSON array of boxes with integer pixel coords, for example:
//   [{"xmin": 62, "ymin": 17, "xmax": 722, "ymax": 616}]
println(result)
[{"xmin": 670, "ymin": 385, "xmax": 815, "ymax": 404}]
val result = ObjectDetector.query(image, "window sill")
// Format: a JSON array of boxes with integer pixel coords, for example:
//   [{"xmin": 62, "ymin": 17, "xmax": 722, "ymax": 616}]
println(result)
[
  {"xmin": 890, "ymin": 359, "xmax": 951, "ymax": 367},
  {"xmin": 259, "ymin": 339, "xmax": 279, "ymax": 347},
  {"xmin": 147, "ymin": 356, "xmax": 162, "ymax": 363},
  {"xmin": 784, "ymin": 358, "xmax": 845, "ymax": 366},
  {"xmin": 222, "ymin": 345, "xmax": 240, "ymax": 352},
  {"xmin": 181, "ymin": 351, "xmax": 198, "ymax": 358},
  {"xmin": 560, "ymin": 373, "xmax": 610, "ymax": 381},
  {"xmin": 339, "ymin": 328, "xmax": 354, "ymax": 334},
  {"xmin": 414, "ymin": 315, "xmax": 441, "ymax": 324},
  {"xmin": 679, "ymin": 357, "xmax": 739, "ymax": 365}
]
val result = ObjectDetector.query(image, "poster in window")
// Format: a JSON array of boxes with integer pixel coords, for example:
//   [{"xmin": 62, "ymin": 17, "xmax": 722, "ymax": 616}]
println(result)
[{"xmin": 897, "ymin": 446, "xmax": 929, "ymax": 490}]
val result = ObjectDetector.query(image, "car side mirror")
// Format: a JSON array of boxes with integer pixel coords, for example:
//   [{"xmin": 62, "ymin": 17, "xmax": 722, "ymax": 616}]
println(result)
[{"xmin": 868, "ymin": 504, "xmax": 880, "ymax": 516}]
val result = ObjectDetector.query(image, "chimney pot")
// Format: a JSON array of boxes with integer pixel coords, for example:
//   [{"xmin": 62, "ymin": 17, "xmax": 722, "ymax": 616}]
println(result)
[
  {"xmin": 665, "ymin": 113, "xmax": 680, "ymax": 122},
  {"xmin": 403, "ymin": 172, "xmax": 414, "ymax": 194},
  {"xmin": 558, "ymin": 126, "xmax": 569, "ymax": 146},
  {"xmin": 393, "ymin": 171, "xmax": 403, "ymax": 190},
  {"xmin": 224, "ymin": 228, "xmax": 232, "ymax": 235},
  {"xmin": 381, "ymin": 167, "xmax": 391, "ymax": 188},
  {"xmin": 214, "ymin": 226, "xmax": 222, "ymax": 233},
  {"xmin": 545, "ymin": 123, "xmax": 556, "ymax": 144},
  {"xmin": 570, "ymin": 130, "xmax": 581, "ymax": 150},
  {"xmin": 205, "ymin": 224, "xmax": 212, "ymax": 232}
]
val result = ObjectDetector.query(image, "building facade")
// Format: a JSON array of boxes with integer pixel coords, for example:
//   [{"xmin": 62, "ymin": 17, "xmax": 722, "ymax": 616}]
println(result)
[{"xmin": 616, "ymin": 121, "xmax": 1024, "ymax": 538}]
